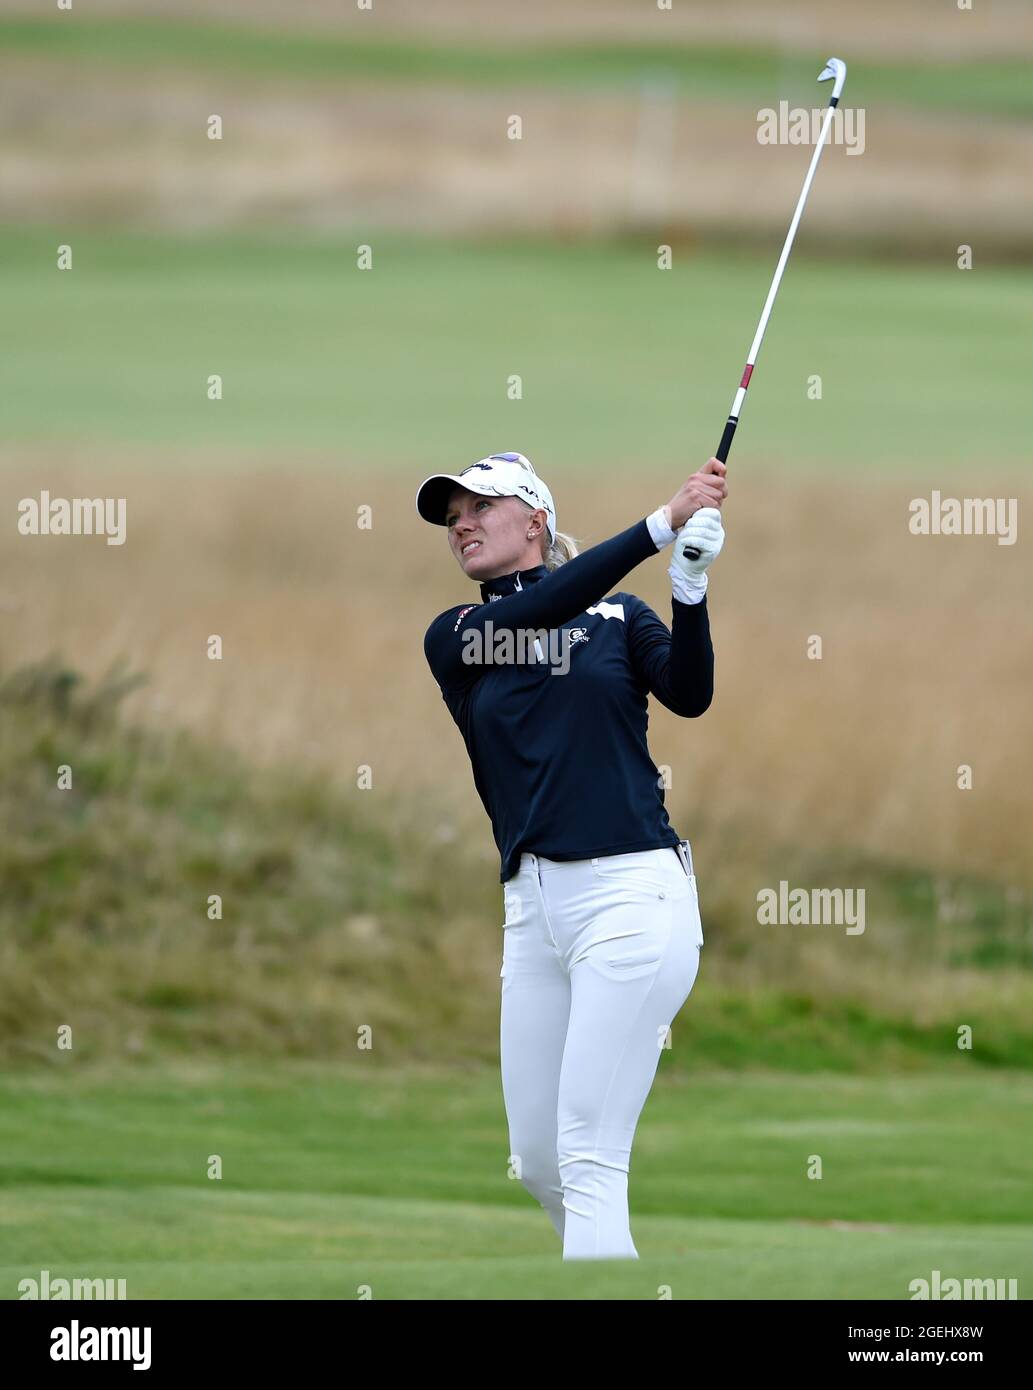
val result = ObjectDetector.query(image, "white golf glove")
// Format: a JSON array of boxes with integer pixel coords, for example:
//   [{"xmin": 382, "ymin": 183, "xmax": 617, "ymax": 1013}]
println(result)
[{"xmin": 669, "ymin": 507, "xmax": 724, "ymax": 603}]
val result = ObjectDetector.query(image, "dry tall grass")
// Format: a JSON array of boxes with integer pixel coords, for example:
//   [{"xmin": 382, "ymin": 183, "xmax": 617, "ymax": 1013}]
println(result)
[
  {"xmin": 3, "ymin": 61, "xmax": 1029, "ymax": 253},
  {"xmin": 34, "ymin": 0, "xmax": 1033, "ymax": 60},
  {"xmin": 5, "ymin": 454, "xmax": 1030, "ymax": 895}
]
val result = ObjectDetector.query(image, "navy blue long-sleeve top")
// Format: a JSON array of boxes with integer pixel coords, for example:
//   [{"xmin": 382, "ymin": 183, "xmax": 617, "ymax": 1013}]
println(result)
[{"xmin": 423, "ymin": 517, "xmax": 714, "ymax": 883}]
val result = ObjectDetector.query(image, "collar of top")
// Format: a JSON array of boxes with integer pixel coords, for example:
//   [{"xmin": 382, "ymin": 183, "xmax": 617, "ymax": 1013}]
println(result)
[{"xmin": 479, "ymin": 564, "xmax": 549, "ymax": 602}]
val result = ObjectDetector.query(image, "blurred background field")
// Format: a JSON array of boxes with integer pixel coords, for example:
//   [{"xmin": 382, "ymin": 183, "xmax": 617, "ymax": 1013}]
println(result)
[{"xmin": 1, "ymin": 0, "xmax": 1031, "ymax": 1296}]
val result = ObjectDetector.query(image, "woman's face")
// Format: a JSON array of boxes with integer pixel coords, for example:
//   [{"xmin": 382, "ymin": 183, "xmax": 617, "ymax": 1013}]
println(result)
[{"xmin": 445, "ymin": 485, "xmax": 542, "ymax": 579}]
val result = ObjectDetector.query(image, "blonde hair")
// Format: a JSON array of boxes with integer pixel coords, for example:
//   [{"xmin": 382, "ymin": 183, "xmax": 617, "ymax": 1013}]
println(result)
[
  {"xmin": 511, "ymin": 467, "xmax": 578, "ymax": 570},
  {"xmin": 498, "ymin": 456, "xmax": 575, "ymax": 572},
  {"xmin": 543, "ymin": 530, "xmax": 580, "ymax": 571},
  {"xmin": 518, "ymin": 496, "xmax": 579, "ymax": 570}
]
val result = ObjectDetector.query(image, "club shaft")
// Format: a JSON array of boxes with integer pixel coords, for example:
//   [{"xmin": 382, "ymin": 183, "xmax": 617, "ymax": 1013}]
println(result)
[
  {"xmin": 682, "ymin": 80, "xmax": 843, "ymax": 563},
  {"xmin": 716, "ymin": 95, "xmax": 840, "ymax": 465}
]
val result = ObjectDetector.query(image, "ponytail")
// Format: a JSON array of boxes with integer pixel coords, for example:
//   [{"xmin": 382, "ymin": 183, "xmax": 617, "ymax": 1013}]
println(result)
[
  {"xmin": 543, "ymin": 529, "xmax": 580, "ymax": 571},
  {"xmin": 517, "ymin": 493, "xmax": 579, "ymax": 571}
]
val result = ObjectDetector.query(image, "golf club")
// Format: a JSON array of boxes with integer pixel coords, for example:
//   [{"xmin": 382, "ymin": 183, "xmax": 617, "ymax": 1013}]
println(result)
[{"xmin": 682, "ymin": 56, "xmax": 847, "ymax": 559}]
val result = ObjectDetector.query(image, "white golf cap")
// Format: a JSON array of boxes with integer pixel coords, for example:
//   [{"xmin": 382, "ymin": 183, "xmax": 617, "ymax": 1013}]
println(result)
[{"xmin": 415, "ymin": 452, "xmax": 556, "ymax": 544}]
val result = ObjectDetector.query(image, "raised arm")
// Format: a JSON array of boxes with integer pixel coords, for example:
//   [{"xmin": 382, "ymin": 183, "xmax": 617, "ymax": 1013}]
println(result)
[
  {"xmin": 425, "ymin": 515, "xmax": 660, "ymax": 691},
  {"xmin": 626, "ymin": 594, "xmax": 714, "ymax": 718},
  {"xmin": 424, "ymin": 458, "xmax": 728, "ymax": 693}
]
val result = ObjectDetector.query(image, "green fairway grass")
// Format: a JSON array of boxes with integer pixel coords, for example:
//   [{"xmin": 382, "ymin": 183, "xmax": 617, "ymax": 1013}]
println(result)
[
  {"xmin": 1, "ymin": 1060, "xmax": 1030, "ymax": 1299},
  {"xmin": 4, "ymin": 18, "xmax": 1033, "ymax": 119},
  {"xmin": 2, "ymin": 230, "xmax": 1027, "ymax": 472}
]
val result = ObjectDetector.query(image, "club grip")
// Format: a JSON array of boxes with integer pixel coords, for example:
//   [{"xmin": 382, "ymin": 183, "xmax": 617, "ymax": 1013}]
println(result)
[
  {"xmin": 681, "ymin": 416, "xmax": 737, "ymax": 560},
  {"xmin": 715, "ymin": 415, "xmax": 738, "ymax": 465}
]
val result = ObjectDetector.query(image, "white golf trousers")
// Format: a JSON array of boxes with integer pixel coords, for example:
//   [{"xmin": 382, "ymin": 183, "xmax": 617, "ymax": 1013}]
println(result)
[{"xmin": 499, "ymin": 840, "xmax": 703, "ymax": 1261}]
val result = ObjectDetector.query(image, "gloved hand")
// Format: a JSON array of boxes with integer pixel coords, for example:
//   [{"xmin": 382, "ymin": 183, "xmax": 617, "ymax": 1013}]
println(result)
[{"xmin": 668, "ymin": 507, "xmax": 725, "ymax": 602}]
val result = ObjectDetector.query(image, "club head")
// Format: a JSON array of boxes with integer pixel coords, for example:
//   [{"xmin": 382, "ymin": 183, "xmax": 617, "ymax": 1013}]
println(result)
[{"xmin": 817, "ymin": 57, "xmax": 847, "ymax": 100}]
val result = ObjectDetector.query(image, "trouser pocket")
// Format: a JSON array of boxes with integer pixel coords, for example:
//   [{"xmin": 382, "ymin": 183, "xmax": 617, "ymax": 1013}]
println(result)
[{"xmin": 672, "ymin": 841, "xmax": 704, "ymax": 946}]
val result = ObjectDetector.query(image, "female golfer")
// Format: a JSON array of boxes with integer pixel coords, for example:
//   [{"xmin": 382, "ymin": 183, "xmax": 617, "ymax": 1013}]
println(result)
[{"xmin": 416, "ymin": 451, "xmax": 726, "ymax": 1260}]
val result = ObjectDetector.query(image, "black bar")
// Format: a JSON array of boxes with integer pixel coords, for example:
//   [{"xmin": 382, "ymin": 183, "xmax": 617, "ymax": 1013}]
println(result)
[{"xmin": 3, "ymin": 1299, "xmax": 1026, "ymax": 1370}]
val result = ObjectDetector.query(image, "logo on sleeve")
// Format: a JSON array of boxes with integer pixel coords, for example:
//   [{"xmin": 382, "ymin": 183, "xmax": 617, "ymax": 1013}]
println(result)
[
  {"xmin": 586, "ymin": 601, "xmax": 625, "ymax": 622},
  {"xmin": 453, "ymin": 605, "xmax": 477, "ymax": 631}
]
